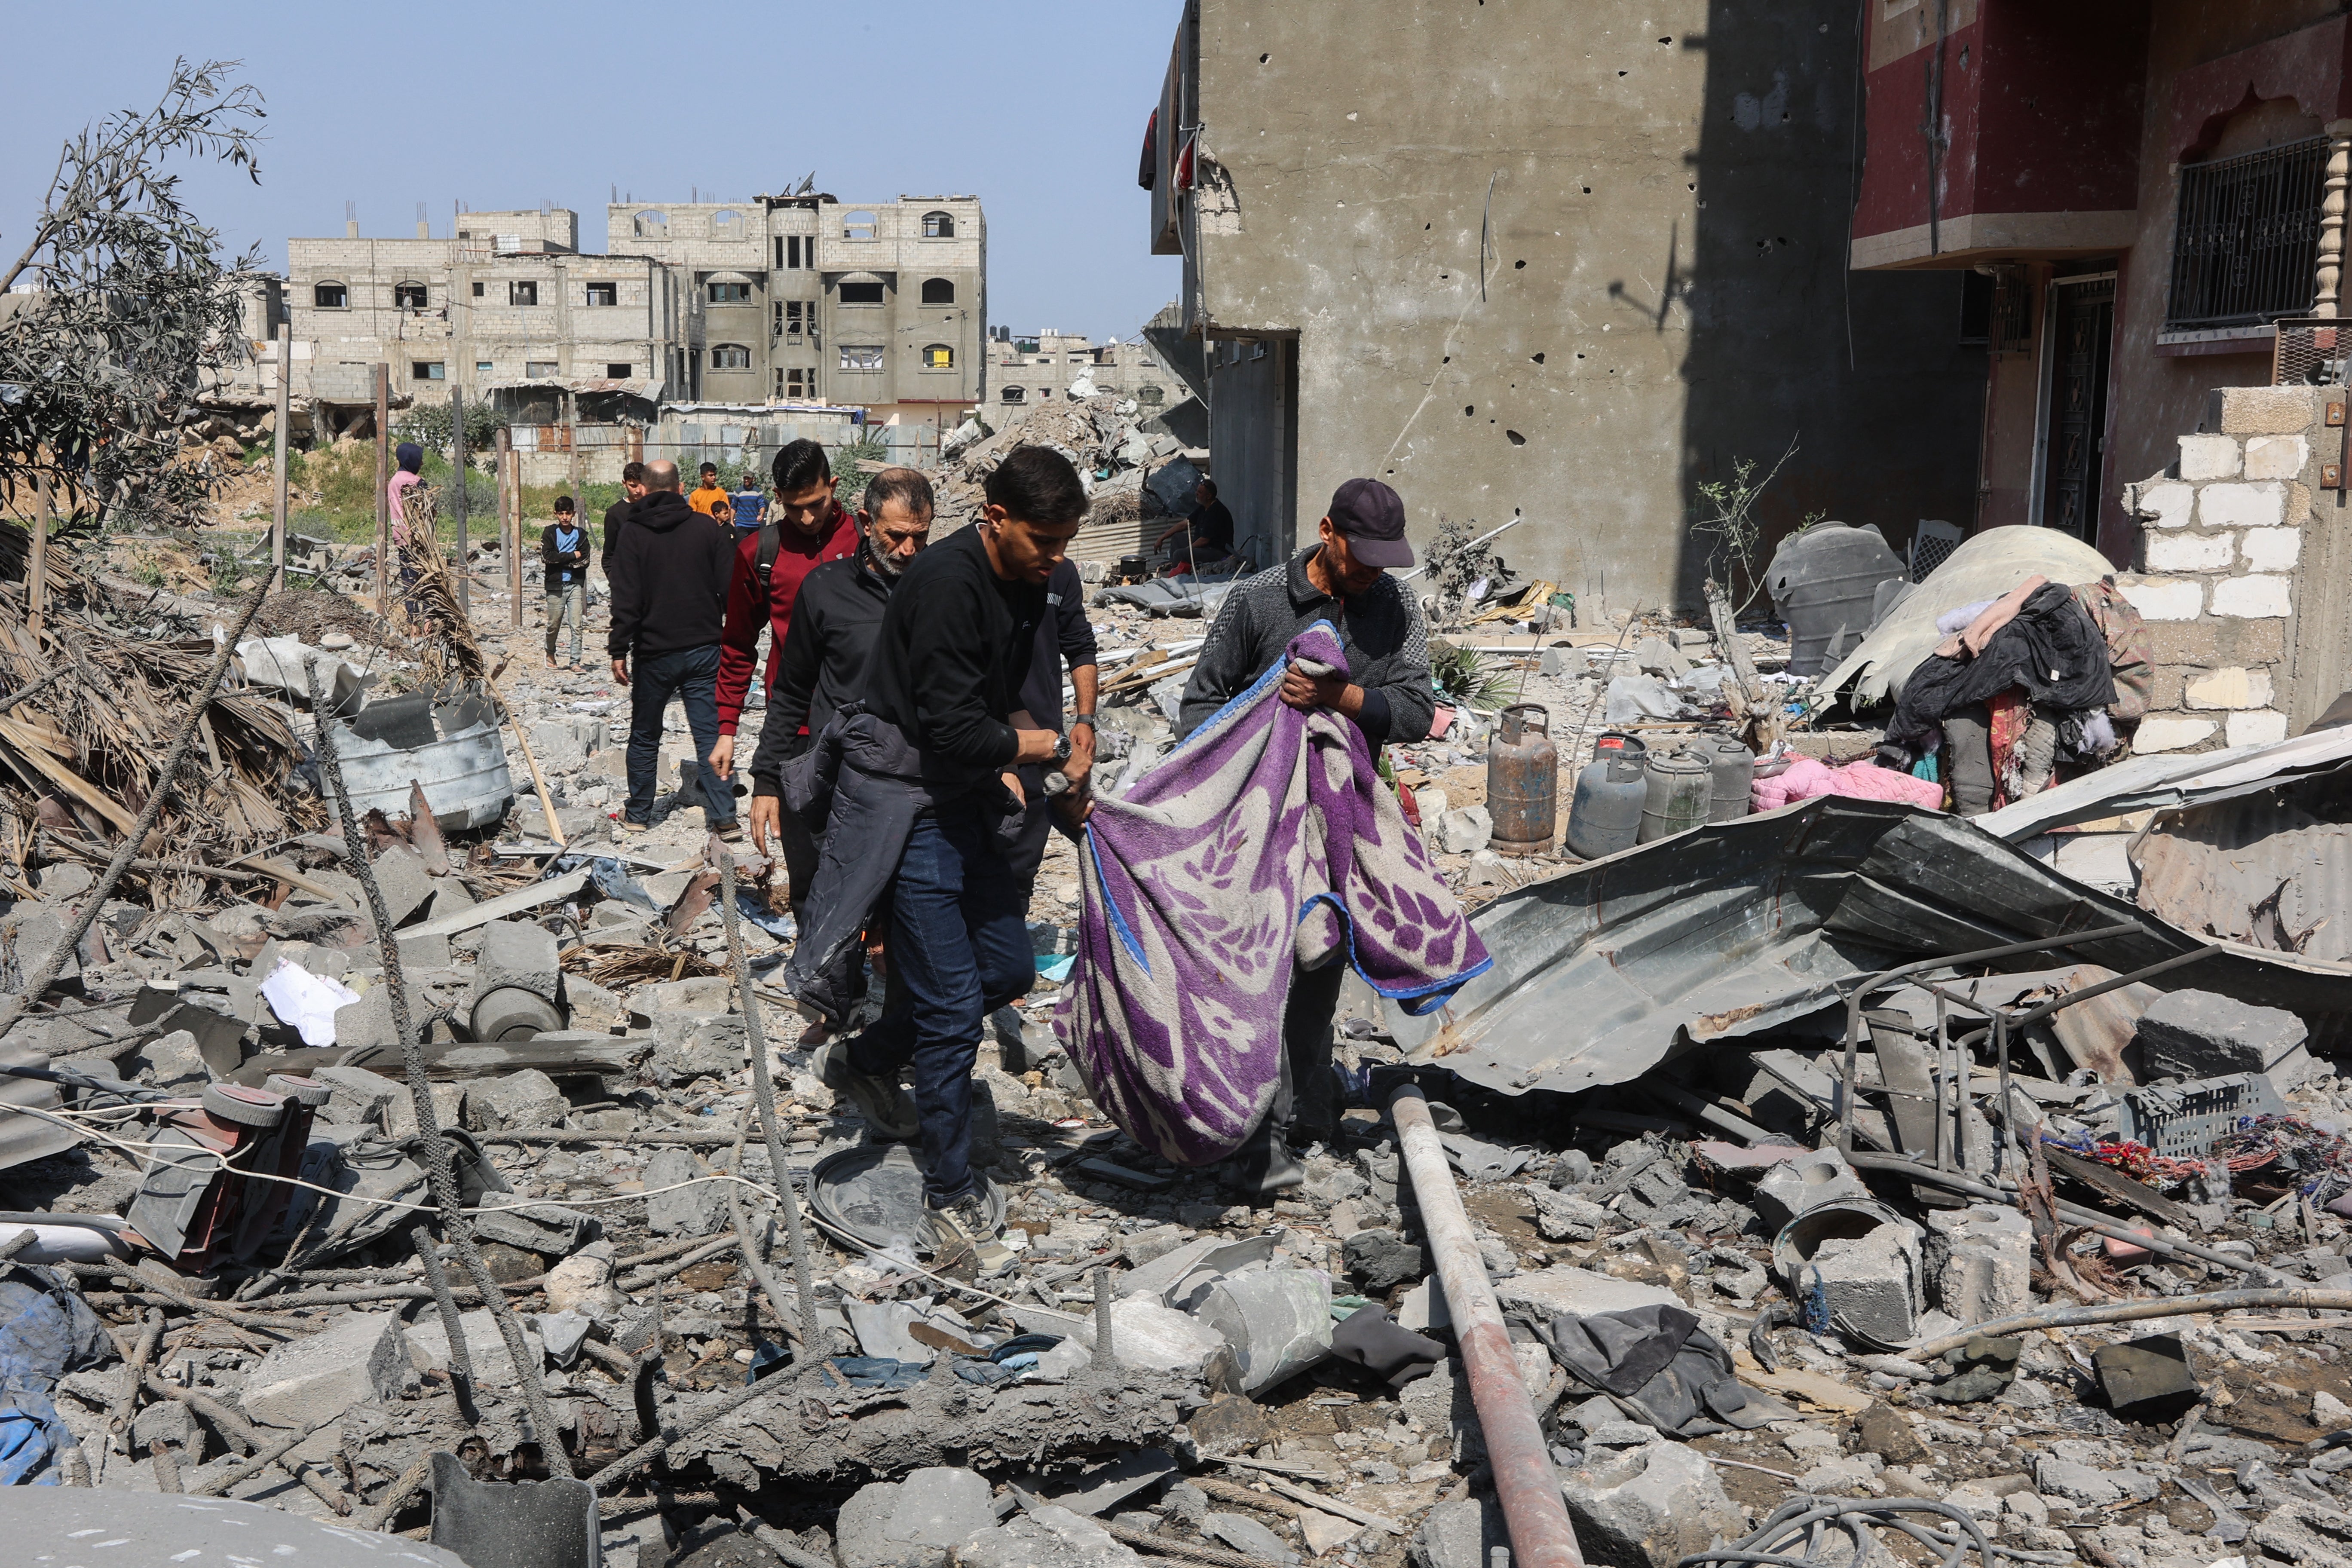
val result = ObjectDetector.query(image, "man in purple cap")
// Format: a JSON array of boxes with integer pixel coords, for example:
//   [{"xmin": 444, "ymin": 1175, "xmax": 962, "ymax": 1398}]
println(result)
[{"xmin": 1176, "ymin": 477, "xmax": 1433, "ymax": 1195}]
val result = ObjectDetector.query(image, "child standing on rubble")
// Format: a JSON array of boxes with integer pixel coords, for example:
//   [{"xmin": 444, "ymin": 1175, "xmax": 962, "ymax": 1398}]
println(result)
[{"xmin": 541, "ymin": 496, "xmax": 591, "ymax": 669}]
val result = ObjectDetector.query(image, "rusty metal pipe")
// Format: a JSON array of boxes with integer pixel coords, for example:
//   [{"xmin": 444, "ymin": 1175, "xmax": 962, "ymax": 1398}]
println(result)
[{"xmin": 1388, "ymin": 1083, "xmax": 1582, "ymax": 1568}]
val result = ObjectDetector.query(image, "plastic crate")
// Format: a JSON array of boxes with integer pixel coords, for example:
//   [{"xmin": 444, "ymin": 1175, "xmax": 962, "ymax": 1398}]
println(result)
[{"xmin": 2115, "ymin": 1072, "xmax": 2286, "ymax": 1161}]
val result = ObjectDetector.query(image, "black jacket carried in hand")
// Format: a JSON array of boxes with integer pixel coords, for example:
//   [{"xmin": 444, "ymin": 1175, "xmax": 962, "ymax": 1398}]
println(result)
[
  {"xmin": 541, "ymin": 520, "xmax": 591, "ymax": 587},
  {"xmin": 858, "ymin": 525, "xmax": 1045, "ymax": 778},
  {"xmin": 604, "ymin": 490, "xmax": 735, "ymax": 659},
  {"xmin": 750, "ymin": 542, "xmax": 899, "ymax": 796}
]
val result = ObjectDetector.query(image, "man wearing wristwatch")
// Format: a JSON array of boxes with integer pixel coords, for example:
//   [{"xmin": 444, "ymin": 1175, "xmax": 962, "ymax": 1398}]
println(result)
[{"xmin": 995, "ymin": 554, "xmax": 1099, "ymax": 1069}]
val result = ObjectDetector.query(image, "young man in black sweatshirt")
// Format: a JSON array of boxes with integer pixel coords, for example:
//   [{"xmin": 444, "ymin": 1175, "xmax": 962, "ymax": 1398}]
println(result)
[
  {"xmin": 541, "ymin": 496, "xmax": 591, "ymax": 668},
  {"xmin": 806, "ymin": 445, "xmax": 1090, "ymax": 1268},
  {"xmin": 604, "ymin": 460, "xmax": 740, "ymax": 836}
]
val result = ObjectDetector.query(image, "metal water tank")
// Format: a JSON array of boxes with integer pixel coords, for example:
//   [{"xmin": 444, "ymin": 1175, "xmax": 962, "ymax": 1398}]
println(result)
[
  {"xmin": 1637, "ymin": 749, "xmax": 1713, "ymax": 843},
  {"xmin": 1485, "ymin": 704, "xmax": 1557, "ymax": 856},
  {"xmin": 1764, "ymin": 523, "xmax": 1906, "ymax": 677},
  {"xmin": 1566, "ymin": 749, "xmax": 1648, "ymax": 861}
]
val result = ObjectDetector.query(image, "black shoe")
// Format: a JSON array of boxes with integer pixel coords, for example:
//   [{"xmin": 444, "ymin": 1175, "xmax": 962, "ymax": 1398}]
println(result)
[{"xmin": 923, "ymin": 1189, "xmax": 995, "ymax": 1277}]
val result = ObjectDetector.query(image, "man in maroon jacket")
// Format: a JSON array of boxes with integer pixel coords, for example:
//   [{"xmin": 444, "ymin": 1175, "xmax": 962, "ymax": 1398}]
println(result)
[{"xmin": 708, "ymin": 438, "xmax": 862, "ymax": 782}]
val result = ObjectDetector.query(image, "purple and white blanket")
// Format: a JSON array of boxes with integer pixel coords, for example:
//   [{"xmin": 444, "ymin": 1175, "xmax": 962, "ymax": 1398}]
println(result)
[{"xmin": 1054, "ymin": 622, "xmax": 1491, "ymax": 1166}]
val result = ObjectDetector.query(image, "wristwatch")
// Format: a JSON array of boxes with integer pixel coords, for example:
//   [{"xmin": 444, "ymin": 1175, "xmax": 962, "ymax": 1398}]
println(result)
[
  {"xmin": 1071, "ymin": 714, "xmax": 1096, "ymax": 729},
  {"xmin": 1052, "ymin": 731, "xmax": 1073, "ymax": 764}
]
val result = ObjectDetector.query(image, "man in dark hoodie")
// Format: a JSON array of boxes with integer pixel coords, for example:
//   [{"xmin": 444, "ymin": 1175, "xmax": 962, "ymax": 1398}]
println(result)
[{"xmin": 606, "ymin": 460, "xmax": 739, "ymax": 836}]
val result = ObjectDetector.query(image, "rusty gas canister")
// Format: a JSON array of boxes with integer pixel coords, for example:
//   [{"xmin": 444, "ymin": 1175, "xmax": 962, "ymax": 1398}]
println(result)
[{"xmin": 1485, "ymin": 703, "xmax": 1557, "ymax": 856}]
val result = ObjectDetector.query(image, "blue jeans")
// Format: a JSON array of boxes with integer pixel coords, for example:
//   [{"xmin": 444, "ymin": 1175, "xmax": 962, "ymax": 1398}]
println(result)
[
  {"xmin": 624, "ymin": 643, "xmax": 735, "ymax": 828},
  {"xmin": 846, "ymin": 799, "xmax": 1032, "ymax": 1207}
]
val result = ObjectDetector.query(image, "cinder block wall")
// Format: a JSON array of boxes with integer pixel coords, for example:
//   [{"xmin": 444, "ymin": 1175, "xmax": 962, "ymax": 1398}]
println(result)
[{"xmin": 2116, "ymin": 385, "xmax": 2336, "ymax": 753}]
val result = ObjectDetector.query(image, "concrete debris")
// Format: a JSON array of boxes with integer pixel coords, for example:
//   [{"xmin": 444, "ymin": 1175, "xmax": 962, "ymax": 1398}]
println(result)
[{"xmin": 2136, "ymin": 988, "xmax": 2318, "ymax": 1088}]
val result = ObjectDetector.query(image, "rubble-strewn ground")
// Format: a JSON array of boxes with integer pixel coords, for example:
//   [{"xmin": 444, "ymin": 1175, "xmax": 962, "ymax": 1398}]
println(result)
[{"xmin": 6, "ymin": 512, "xmax": 2352, "ymax": 1568}]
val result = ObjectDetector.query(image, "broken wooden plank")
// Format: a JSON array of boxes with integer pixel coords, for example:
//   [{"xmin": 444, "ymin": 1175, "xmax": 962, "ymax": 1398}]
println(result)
[
  {"xmin": 2043, "ymin": 1144, "xmax": 2199, "ymax": 1233},
  {"xmin": 401, "ymin": 866, "xmax": 592, "ymax": 938}
]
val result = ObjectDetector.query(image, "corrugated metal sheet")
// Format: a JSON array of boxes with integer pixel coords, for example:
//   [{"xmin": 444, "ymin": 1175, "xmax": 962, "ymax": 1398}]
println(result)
[
  {"xmin": 1977, "ymin": 726, "xmax": 2352, "ymax": 841},
  {"xmin": 2135, "ymin": 785, "xmax": 2352, "ymax": 966},
  {"xmin": 1385, "ymin": 796, "xmax": 2352, "ymax": 1099}
]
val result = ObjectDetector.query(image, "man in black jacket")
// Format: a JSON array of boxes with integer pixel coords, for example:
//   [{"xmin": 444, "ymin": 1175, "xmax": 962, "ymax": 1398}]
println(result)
[
  {"xmin": 605, "ymin": 460, "xmax": 739, "ymax": 836},
  {"xmin": 800, "ymin": 445, "xmax": 1089, "ymax": 1269},
  {"xmin": 747, "ymin": 466, "xmax": 933, "ymax": 1036}
]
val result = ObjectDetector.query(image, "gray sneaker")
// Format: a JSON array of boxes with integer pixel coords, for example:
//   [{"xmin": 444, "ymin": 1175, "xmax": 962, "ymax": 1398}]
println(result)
[
  {"xmin": 923, "ymin": 1189, "xmax": 996, "ymax": 1274},
  {"xmin": 812, "ymin": 1041, "xmax": 918, "ymax": 1142}
]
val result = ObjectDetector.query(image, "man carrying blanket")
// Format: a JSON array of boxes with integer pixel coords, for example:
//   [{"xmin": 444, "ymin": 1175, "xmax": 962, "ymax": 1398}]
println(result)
[{"xmin": 1171, "ymin": 477, "xmax": 1439, "ymax": 1196}]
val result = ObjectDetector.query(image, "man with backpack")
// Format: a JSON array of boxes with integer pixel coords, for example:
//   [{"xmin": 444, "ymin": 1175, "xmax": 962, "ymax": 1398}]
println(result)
[{"xmin": 708, "ymin": 439, "xmax": 861, "ymax": 791}]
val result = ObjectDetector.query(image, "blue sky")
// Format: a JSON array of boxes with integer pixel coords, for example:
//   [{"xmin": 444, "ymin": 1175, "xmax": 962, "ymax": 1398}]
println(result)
[{"xmin": 0, "ymin": 1, "xmax": 1182, "ymax": 343}]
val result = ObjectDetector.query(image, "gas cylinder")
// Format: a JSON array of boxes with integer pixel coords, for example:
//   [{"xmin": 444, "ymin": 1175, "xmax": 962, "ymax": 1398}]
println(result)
[
  {"xmin": 1566, "ymin": 749, "xmax": 1648, "ymax": 860},
  {"xmin": 1703, "ymin": 732, "xmax": 1756, "ymax": 823},
  {"xmin": 1485, "ymin": 704, "xmax": 1557, "ymax": 856},
  {"xmin": 1638, "ymin": 749, "xmax": 1713, "ymax": 842}
]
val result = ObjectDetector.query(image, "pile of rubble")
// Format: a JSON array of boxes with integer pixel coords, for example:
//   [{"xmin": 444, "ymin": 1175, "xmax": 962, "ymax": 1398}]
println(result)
[{"xmin": 929, "ymin": 390, "xmax": 1194, "ymax": 537}]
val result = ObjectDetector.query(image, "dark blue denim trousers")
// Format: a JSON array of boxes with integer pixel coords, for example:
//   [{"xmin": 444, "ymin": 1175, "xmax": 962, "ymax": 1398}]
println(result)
[
  {"xmin": 845, "ymin": 797, "xmax": 1032, "ymax": 1207},
  {"xmin": 624, "ymin": 643, "xmax": 735, "ymax": 828}
]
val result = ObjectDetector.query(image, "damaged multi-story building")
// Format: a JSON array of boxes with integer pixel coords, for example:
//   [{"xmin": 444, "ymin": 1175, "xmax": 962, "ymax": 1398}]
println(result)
[
  {"xmin": 276, "ymin": 193, "xmax": 985, "ymax": 441},
  {"xmin": 1142, "ymin": 1, "xmax": 1993, "ymax": 609},
  {"xmin": 1847, "ymin": 2, "xmax": 2346, "ymax": 557}
]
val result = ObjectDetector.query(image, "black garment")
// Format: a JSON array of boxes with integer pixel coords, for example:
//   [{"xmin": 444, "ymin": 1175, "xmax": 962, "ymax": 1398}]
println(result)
[
  {"xmin": 1188, "ymin": 498, "xmax": 1235, "ymax": 557},
  {"xmin": 859, "ymin": 525, "xmax": 1045, "ymax": 781},
  {"xmin": 750, "ymin": 542, "xmax": 899, "ymax": 797},
  {"xmin": 1224, "ymin": 955, "xmax": 1349, "ymax": 1194},
  {"xmin": 1887, "ymin": 582, "xmax": 2116, "ymax": 754},
  {"xmin": 541, "ymin": 521, "xmax": 591, "ymax": 586},
  {"xmin": 1017, "ymin": 558, "xmax": 1099, "ymax": 731},
  {"xmin": 602, "ymin": 496, "xmax": 633, "ymax": 554},
  {"xmin": 605, "ymin": 491, "xmax": 736, "ymax": 660},
  {"xmin": 1538, "ymin": 1305, "xmax": 1786, "ymax": 1436},
  {"xmin": 1177, "ymin": 546, "xmax": 1433, "ymax": 748}
]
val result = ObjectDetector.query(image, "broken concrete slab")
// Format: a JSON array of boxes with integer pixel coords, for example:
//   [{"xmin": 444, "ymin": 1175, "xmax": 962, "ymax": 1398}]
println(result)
[
  {"xmin": 1560, "ymin": 1437, "xmax": 1745, "ymax": 1568},
  {"xmin": 2136, "ymin": 989, "xmax": 2315, "ymax": 1087},
  {"xmin": 1342, "ymin": 1228, "xmax": 1425, "ymax": 1293},
  {"xmin": 404, "ymin": 1307, "xmax": 545, "ymax": 1387},
  {"xmin": 956, "ymin": 1505, "xmax": 1152, "ymax": 1568},
  {"xmin": 462, "ymin": 1068, "xmax": 566, "ymax": 1133},
  {"xmin": 1205, "ymin": 1511, "xmax": 1298, "ymax": 1564},
  {"xmin": 1801, "ymin": 1224, "xmax": 1923, "ymax": 1344},
  {"xmin": 1752, "ymin": 1148, "xmax": 1872, "ymax": 1232},
  {"xmin": 471, "ymin": 919, "xmax": 562, "ymax": 1004},
  {"xmin": 643, "ymin": 1147, "xmax": 727, "ymax": 1235},
  {"xmin": 240, "ymin": 1310, "xmax": 411, "ymax": 1429},
  {"xmin": 371, "ymin": 845, "xmax": 436, "ymax": 928},
  {"xmin": 1925, "ymin": 1204, "xmax": 2034, "ymax": 1322}
]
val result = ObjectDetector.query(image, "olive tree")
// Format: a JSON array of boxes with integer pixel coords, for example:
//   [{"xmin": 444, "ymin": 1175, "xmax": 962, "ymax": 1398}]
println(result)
[{"xmin": 0, "ymin": 59, "xmax": 265, "ymax": 530}]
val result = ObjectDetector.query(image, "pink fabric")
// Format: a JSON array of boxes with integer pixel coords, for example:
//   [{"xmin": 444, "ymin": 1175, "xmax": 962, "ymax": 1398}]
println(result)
[{"xmin": 1752, "ymin": 755, "xmax": 1944, "ymax": 812}]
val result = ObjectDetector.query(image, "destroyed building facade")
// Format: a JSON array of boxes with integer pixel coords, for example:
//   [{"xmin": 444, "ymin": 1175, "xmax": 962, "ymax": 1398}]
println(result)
[
  {"xmin": 271, "ymin": 192, "xmax": 986, "ymax": 437},
  {"xmin": 1847, "ymin": 2, "xmax": 2348, "ymax": 555},
  {"xmin": 1142, "ymin": 0, "xmax": 1988, "ymax": 607}
]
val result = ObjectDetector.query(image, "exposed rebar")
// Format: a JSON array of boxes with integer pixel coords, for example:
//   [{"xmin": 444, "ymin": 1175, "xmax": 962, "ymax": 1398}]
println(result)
[
  {"xmin": 717, "ymin": 845, "xmax": 822, "ymax": 1351},
  {"xmin": 306, "ymin": 663, "xmax": 565, "ymax": 1462}
]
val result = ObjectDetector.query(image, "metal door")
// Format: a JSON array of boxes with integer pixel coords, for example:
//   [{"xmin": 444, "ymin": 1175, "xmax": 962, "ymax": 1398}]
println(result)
[{"xmin": 2039, "ymin": 276, "xmax": 2115, "ymax": 542}]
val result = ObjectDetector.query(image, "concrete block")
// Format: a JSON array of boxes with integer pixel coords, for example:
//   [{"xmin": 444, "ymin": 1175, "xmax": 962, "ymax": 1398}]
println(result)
[
  {"xmin": 1924, "ymin": 1204, "xmax": 2033, "ymax": 1322},
  {"xmin": 2227, "ymin": 709, "xmax": 2290, "ymax": 748},
  {"xmin": 2133, "ymin": 481, "xmax": 2193, "ymax": 529},
  {"xmin": 886, "ymin": 1468, "xmax": 996, "ymax": 1550},
  {"xmin": 2211, "ymin": 580, "xmax": 2286, "ymax": 620},
  {"xmin": 562, "ymin": 974, "xmax": 628, "ymax": 1034},
  {"xmin": 1343, "ymin": 1229, "xmax": 1426, "ymax": 1292},
  {"xmin": 629, "ymin": 976, "xmax": 732, "ymax": 1025},
  {"xmin": 386, "ymin": 1081, "xmax": 462, "ymax": 1137},
  {"xmin": 1802, "ymin": 1224, "xmax": 1922, "ymax": 1344},
  {"xmin": 2183, "ymin": 667, "xmax": 2273, "ymax": 711},
  {"xmin": 1754, "ymin": 1148, "xmax": 1871, "ymax": 1232},
  {"xmin": 370, "ymin": 845, "xmax": 435, "ymax": 928},
  {"xmin": 2143, "ymin": 532, "xmax": 2232, "ymax": 572},
  {"xmin": 2116, "ymin": 578, "xmax": 2202, "ymax": 622},
  {"xmin": 2246, "ymin": 435, "xmax": 2311, "ymax": 480},
  {"xmin": 2034, "ymin": 1456, "xmax": 2159, "ymax": 1507},
  {"xmin": 2143, "ymin": 612, "xmax": 2283, "ymax": 670},
  {"xmin": 2177, "ymin": 434, "xmax": 2241, "ymax": 481},
  {"xmin": 648, "ymin": 1013, "xmax": 743, "ymax": 1085},
  {"xmin": 1065, "ymin": 1296, "xmax": 1226, "ymax": 1378},
  {"xmin": 2134, "ymin": 716, "xmax": 2218, "ymax": 753},
  {"xmin": 472, "ymin": 919, "xmax": 561, "ymax": 1003},
  {"xmin": 312, "ymin": 1063, "xmax": 397, "ymax": 1128},
  {"xmin": 129, "ymin": 1029, "xmax": 209, "ymax": 1092},
  {"xmin": 241, "ymin": 1310, "xmax": 410, "ymax": 1429},
  {"xmin": 404, "ymin": 1308, "xmax": 544, "ymax": 1388},
  {"xmin": 2242, "ymin": 527, "xmax": 2302, "ymax": 571},
  {"xmin": 2201, "ymin": 482, "xmax": 2287, "ymax": 531},
  {"xmin": 394, "ymin": 929, "xmax": 450, "ymax": 969},
  {"xmin": 530, "ymin": 721, "xmax": 589, "ymax": 772},
  {"xmin": 1207, "ymin": 1513, "xmax": 1298, "ymax": 1564},
  {"xmin": 462, "ymin": 1067, "xmax": 566, "ymax": 1131},
  {"xmin": 132, "ymin": 1396, "xmax": 198, "ymax": 1453},
  {"xmin": 1436, "ymin": 806, "xmax": 1493, "ymax": 855},
  {"xmin": 1560, "ymin": 1438, "xmax": 1745, "ymax": 1568},
  {"xmin": 2137, "ymin": 989, "xmax": 2313, "ymax": 1087},
  {"xmin": 1411, "ymin": 1497, "xmax": 1508, "ymax": 1568},
  {"xmin": 2211, "ymin": 383, "xmax": 2321, "ymax": 436},
  {"xmin": 644, "ymin": 1147, "xmax": 727, "ymax": 1235},
  {"xmin": 544, "ymin": 1243, "xmax": 627, "ymax": 1321}
]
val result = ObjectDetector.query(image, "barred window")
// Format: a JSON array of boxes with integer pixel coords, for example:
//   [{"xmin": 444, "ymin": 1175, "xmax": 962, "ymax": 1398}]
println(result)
[{"xmin": 2164, "ymin": 136, "xmax": 2327, "ymax": 332}]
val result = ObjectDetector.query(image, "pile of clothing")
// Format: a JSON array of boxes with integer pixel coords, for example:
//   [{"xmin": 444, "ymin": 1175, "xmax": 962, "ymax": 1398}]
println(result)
[{"xmin": 1883, "ymin": 575, "xmax": 2152, "ymax": 815}]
